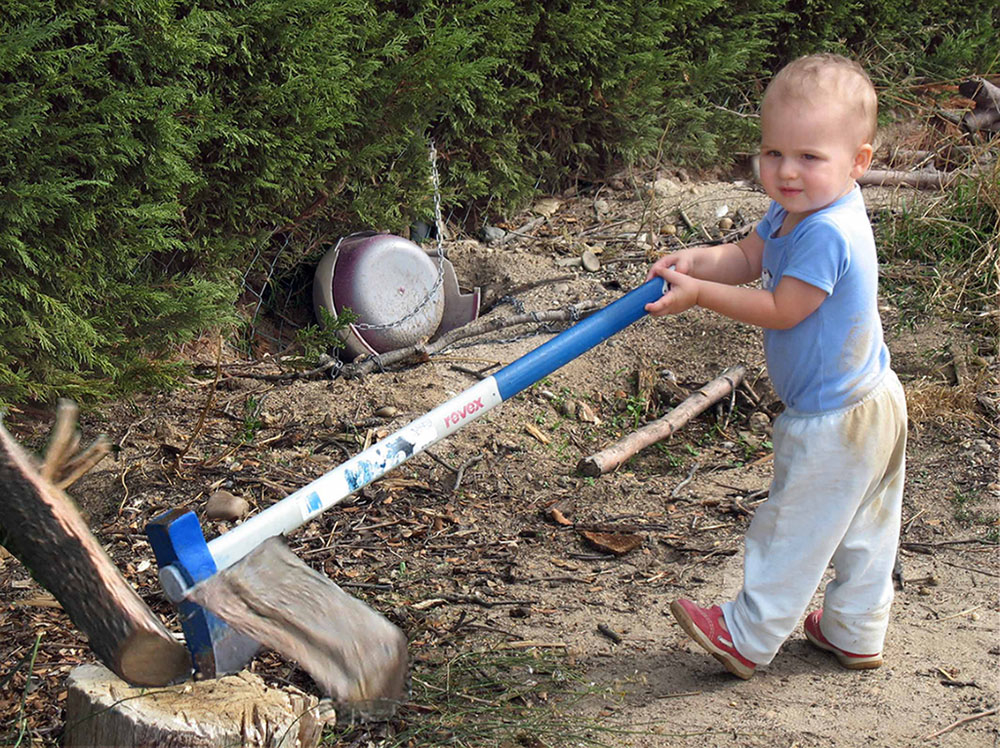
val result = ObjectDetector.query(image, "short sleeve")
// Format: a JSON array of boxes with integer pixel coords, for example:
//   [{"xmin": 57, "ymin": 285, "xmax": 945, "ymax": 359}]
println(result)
[{"xmin": 783, "ymin": 218, "xmax": 851, "ymax": 294}]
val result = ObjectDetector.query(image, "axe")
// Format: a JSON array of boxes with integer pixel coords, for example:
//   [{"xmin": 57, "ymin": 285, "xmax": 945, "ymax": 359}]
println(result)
[{"xmin": 139, "ymin": 278, "xmax": 668, "ymax": 710}]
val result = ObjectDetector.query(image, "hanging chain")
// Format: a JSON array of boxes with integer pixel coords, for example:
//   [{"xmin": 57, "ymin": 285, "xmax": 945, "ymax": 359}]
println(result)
[{"xmin": 353, "ymin": 140, "xmax": 446, "ymax": 331}]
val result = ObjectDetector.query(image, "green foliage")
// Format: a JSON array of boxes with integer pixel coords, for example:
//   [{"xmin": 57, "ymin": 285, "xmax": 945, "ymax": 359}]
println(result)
[
  {"xmin": 290, "ymin": 306, "xmax": 356, "ymax": 364},
  {"xmin": 1, "ymin": 0, "xmax": 997, "ymax": 407}
]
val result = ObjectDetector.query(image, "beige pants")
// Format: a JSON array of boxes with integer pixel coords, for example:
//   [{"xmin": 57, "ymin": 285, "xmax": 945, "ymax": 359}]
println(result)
[{"xmin": 722, "ymin": 371, "xmax": 907, "ymax": 665}]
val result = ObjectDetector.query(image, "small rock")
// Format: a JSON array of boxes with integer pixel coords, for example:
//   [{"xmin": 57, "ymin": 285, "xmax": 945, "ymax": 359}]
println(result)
[
  {"xmin": 206, "ymin": 490, "xmax": 250, "ymax": 522},
  {"xmin": 749, "ymin": 412, "xmax": 771, "ymax": 433},
  {"xmin": 480, "ymin": 225, "xmax": 506, "ymax": 244},
  {"xmin": 649, "ymin": 178, "xmax": 680, "ymax": 197},
  {"xmin": 532, "ymin": 198, "xmax": 561, "ymax": 217},
  {"xmin": 559, "ymin": 399, "xmax": 579, "ymax": 418},
  {"xmin": 581, "ymin": 250, "xmax": 601, "ymax": 272},
  {"xmin": 576, "ymin": 401, "xmax": 601, "ymax": 425}
]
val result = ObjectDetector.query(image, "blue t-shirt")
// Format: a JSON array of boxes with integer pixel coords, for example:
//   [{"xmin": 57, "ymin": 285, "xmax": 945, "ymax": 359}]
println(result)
[{"xmin": 756, "ymin": 186, "xmax": 890, "ymax": 413}]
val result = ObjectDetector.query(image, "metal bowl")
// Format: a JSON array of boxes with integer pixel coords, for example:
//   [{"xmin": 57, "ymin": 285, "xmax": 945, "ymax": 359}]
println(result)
[{"xmin": 313, "ymin": 233, "xmax": 479, "ymax": 360}]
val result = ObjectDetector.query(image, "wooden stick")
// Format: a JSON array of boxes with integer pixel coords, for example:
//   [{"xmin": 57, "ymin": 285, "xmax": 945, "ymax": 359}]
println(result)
[
  {"xmin": 0, "ymin": 403, "xmax": 191, "ymax": 687},
  {"xmin": 577, "ymin": 366, "xmax": 745, "ymax": 477},
  {"xmin": 858, "ymin": 169, "xmax": 955, "ymax": 189},
  {"xmin": 922, "ymin": 708, "xmax": 996, "ymax": 740},
  {"xmin": 338, "ymin": 302, "xmax": 601, "ymax": 378}
]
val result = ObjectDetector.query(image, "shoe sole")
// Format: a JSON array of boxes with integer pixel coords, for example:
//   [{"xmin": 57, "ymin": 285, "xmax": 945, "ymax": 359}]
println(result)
[
  {"xmin": 804, "ymin": 625, "xmax": 882, "ymax": 670},
  {"xmin": 670, "ymin": 601, "xmax": 754, "ymax": 679}
]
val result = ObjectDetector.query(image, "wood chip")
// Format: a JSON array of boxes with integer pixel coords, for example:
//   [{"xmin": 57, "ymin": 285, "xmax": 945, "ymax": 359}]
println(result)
[
  {"xmin": 524, "ymin": 423, "xmax": 551, "ymax": 444},
  {"xmin": 578, "ymin": 530, "xmax": 643, "ymax": 556}
]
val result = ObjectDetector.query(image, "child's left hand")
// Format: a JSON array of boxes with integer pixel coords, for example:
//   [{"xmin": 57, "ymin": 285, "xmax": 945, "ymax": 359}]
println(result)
[{"xmin": 644, "ymin": 266, "xmax": 699, "ymax": 316}]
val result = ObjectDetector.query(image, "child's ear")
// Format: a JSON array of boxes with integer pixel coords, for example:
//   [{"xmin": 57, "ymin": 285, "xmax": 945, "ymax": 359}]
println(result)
[{"xmin": 851, "ymin": 143, "xmax": 874, "ymax": 178}]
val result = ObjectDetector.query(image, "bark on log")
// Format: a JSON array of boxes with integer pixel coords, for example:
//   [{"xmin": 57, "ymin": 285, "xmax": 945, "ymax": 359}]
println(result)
[
  {"xmin": 64, "ymin": 663, "xmax": 327, "ymax": 748},
  {"xmin": 858, "ymin": 169, "xmax": 955, "ymax": 189},
  {"xmin": 0, "ymin": 401, "xmax": 190, "ymax": 687},
  {"xmin": 577, "ymin": 366, "xmax": 745, "ymax": 477}
]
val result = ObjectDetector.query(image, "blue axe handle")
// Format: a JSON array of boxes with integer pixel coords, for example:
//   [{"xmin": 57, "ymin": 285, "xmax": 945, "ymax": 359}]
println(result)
[{"xmin": 148, "ymin": 278, "xmax": 666, "ymax": 674}]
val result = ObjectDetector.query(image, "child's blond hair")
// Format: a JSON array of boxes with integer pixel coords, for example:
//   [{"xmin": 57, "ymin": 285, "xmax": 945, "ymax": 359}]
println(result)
[{"xmin": 764, "ymin": 54, "xmax": 878, "ymax": 145}]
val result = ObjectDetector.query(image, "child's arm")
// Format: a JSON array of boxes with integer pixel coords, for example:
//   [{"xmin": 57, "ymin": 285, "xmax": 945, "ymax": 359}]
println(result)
[
  {"xmin": 646, "ymin": 269, "xmax": 827, "ymax": 330},
  {"xmin": 646, "ymin": 231, "xmax": 765, "ymax": 286}
]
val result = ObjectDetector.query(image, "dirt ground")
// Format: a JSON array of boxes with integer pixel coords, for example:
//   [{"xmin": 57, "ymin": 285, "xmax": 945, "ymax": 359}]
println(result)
[{"xmin": 1, "ymin": 169, "xmax": 997, "ymax": 747}]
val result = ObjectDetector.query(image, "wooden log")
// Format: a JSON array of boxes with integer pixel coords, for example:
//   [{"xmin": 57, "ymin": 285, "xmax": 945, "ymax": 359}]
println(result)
[
  {"xmin": 64, "ymin": 663, "xmax": 327, "ymax": 748},
  {"xmin": 577, "ymin": 366, "xmax": 745, "ymax": 477},
  {"xmin": 0, "ymin": 401, "xmax": 191, "ymax": 687},
  {"xmin": 858, "ymin": 169, "xmax": 954, "ymax": 189}
]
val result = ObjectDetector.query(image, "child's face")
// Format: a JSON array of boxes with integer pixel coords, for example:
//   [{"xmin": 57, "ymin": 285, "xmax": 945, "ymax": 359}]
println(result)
[{"xmin": 758, "ymin": 95, "xmax": 873, "ymax": 223}]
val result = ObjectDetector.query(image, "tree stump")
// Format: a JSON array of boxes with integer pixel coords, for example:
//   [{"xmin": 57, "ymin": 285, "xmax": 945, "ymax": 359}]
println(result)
[{"xmin": 64, "ymin": 663, "xmax": 330, "ymax": 748}]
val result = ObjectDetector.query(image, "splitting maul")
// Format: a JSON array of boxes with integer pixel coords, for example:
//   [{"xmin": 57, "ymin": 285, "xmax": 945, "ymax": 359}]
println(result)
[{"xmin": 146, "ymin": 278, "xmax": 668, "ymax": 706}]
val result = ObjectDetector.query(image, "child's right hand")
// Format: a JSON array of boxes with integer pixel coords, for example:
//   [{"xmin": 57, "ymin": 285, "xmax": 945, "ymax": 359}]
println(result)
[{"xmin": 645, "ymin": 248, "xmax": 700, "ymax": 281}]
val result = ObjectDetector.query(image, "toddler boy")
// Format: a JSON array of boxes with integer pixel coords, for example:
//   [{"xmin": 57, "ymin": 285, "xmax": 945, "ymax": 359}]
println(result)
[{"xmin": 645, "ymin": 53, "xmax": 907, "ymax": 678}]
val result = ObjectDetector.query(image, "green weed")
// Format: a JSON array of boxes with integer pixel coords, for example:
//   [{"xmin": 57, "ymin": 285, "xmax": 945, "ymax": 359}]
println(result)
[
  {"xmin": 949, "ymin": 488, "xmax": 999, "ymax": 534},
  {"xmin": 242, "ymin": 395, "xmax": 263, "ymax": 443},
  {"xmin": 325, "ymin": 647, "xmax": 635, "ymax": 747}
]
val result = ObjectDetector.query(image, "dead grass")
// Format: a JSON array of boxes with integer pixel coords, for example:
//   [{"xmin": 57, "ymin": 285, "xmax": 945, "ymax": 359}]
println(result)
[{"xmin": 903, "ymin": 377, "xmax": 983, "ymax": 430}]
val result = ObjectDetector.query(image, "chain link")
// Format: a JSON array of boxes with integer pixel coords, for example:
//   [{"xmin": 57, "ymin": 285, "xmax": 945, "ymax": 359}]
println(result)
[{"xmin": 354, "ymin": 140, "xmax": 446, "ymax": 331}]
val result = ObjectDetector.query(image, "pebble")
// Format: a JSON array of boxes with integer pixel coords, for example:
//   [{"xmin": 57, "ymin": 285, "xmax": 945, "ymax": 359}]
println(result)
[
  {"xmin": 481, "ymin": 225, "xmax": 506, "ymax": 244},
  {"xmin": 749, "ymin": 411, "xmax": 771, "ymax": 433},
  {"xmin": 205, "ymin": 490, "xmax": 250, "ymax": 522},
  {"xmin": 532, "ymin": 198, "xmax": 561, "ymax": 217},
  {"xmin": 581, "ymin": 250, "xmax": 601, "ymax": 272},
  {"xmin": 649, "ymin": 178, "xmax": 680, "ymax": 197}
]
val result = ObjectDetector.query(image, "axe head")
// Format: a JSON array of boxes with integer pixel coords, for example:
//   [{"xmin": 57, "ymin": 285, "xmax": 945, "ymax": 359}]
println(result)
[
  {"xmin": 147, "ymin": 509, "xmax": 408, "ymax": 717},
  {"xmin": 146, "ymin": 509, "xmax": 262, "ymax": 677}
]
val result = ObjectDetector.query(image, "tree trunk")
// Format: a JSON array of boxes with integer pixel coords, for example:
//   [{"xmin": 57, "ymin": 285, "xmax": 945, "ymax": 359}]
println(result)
[{"xmin": 0, "ymin": 401, "xmax": 190, "ymax": 687}]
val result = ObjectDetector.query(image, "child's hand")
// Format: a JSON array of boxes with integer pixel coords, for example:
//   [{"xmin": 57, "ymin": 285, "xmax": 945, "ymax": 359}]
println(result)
[
  {"xmin": 644, "ymin": 266, "xmax": 699, "ymax": 316},
  {"xmin": 645, "ymin": 249, "xmax": 698, "ymax": 281}
]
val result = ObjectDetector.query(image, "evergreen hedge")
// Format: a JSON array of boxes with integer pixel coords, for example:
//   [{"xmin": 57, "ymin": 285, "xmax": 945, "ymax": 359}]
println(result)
[{"xmin": 1, "ymin": 0, "xmax": 997, "ymax": 406}]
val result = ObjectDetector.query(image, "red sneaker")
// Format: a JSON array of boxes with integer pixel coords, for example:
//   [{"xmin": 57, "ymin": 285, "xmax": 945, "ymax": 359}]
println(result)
[
  {"xmin": 804, "ymin": 610, "xmax": 882, "ymax": 670},
  {"xmin": 670, "ymin": 599, "xmax": 756, "ymax": 679}
]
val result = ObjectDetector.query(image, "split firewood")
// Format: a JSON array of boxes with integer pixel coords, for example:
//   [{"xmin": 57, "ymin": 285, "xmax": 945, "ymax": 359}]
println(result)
[
  {"xmin": 578, "ymin": 365, "xmax": 745, "ymax": 477},
  {"xmin": 0, "ymin": 400, "xmax": 191, "ymax": 687}
]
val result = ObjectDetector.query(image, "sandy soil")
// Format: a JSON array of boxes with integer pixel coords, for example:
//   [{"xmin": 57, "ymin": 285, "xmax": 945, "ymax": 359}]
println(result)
[{"xmin": 1, "ymin": 173, "xmax": 997, "ymax": 747}]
